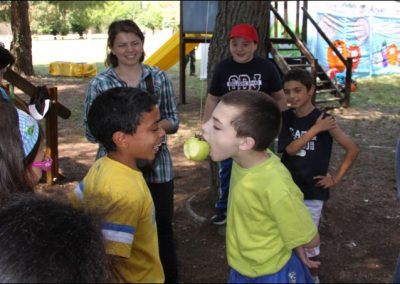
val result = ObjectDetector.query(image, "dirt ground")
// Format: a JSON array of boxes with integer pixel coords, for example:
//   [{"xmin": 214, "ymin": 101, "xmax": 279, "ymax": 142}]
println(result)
[{"xmin": 28, "ymin": 75, "xmax": 399, "ymax": 283}]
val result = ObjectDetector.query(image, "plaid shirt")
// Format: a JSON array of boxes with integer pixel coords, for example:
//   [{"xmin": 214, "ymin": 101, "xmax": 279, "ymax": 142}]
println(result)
[{"xmin": 83, "ymin": 64, "xmax": 179, "ymax": 183}]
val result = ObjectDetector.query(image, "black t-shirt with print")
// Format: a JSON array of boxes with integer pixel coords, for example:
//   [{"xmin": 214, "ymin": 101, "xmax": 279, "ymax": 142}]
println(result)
[
  {"xmin": 209, "ymin": 56, "xmax": 282, "ymax": 97},
  {"xmin": 278, "ymin": 108, "xmax": 333, "ymax": 200}
]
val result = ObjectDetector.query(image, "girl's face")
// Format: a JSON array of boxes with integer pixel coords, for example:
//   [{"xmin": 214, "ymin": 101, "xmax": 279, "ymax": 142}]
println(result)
[
  {"xmin": 229, "ymin": 37, "xmax": 258, "ymax": 64},
  {"xmin": 111, "ymin": 32, "xmax": 144, "ymax": 67},
  {"xmin": 202, "ymin": 102, "xmax": 242, "ymax": 162},
  {"xmin": 27, "ymin": 142, "xmax": 49, "ymax": 186},
  {"xmin": 283, "ymin": 80, "xmax": 314, "ymax": 109}
]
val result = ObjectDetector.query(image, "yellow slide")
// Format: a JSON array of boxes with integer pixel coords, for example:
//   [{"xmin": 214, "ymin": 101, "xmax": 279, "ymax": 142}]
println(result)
[{"xmin": 144, "ymin": 32, "xmax": 210, "ymax": 71}]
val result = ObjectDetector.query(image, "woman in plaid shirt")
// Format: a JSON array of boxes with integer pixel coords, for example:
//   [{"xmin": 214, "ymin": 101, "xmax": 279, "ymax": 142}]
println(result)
[{"xmin": 83, "ymin": 19, "xmax": 179, "ymax": 283}]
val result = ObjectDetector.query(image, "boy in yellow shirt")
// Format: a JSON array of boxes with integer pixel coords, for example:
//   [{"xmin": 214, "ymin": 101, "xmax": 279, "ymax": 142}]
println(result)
[
  {"xmin": 70, "ymin": 87, "xmax": 165, "ymax": 283},
  {"xmin": 202, "ymin": 90, "xmax": 319, "ymax": 283}
]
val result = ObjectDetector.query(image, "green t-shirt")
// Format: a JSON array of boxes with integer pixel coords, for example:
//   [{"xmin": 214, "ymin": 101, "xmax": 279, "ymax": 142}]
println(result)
[{"xmin": 226, "ymin": 152, "xmax": 317, "ymax": 277}]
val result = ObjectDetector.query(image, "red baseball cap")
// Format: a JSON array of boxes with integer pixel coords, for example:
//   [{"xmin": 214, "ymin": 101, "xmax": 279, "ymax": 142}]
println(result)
[{"xmin": 228, "ymin": 23, "xmax": 259, "ymax": 44}]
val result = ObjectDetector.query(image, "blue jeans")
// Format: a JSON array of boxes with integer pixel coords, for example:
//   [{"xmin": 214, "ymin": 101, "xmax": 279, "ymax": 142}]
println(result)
[
  {"xmin": 228, "ymin": 252, "xmax": 314, "ymax": 283},
  {"xmin": 215, "ymin": 158, "xmax": 233, "ymax": 211}
]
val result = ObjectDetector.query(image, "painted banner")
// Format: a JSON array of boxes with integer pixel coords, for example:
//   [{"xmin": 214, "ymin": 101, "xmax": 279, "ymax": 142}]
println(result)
[{"xmin": 310, "ymin": 2, "xmax": 400, "ymax": 78}]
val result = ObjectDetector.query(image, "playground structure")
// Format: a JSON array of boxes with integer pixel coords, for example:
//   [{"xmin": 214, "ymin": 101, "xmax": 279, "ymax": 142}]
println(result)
[
  {"xmin": 144, "ymin": 32, "xmax": 204, "ymax": 71},
  {"xmin": 3, "ymin": 69, "xmax": 71, "ymax": 185},
  {"xmin": 144, "ymin": 0, "xmax": 356, "ymax": 108}
]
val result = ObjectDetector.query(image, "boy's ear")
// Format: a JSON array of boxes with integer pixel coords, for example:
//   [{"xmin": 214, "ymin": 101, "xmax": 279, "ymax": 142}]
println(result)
[
  {"xmin": 239, "ymin": 136, "xmax": 255, "ymax": 151},
  {"xmin": 112, "ymin": 131, "xmax": 128, "ymax": 148}
]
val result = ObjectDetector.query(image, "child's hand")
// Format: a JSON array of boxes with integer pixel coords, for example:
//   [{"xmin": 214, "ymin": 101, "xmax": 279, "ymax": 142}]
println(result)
[
  {"xmin": 294, "ymin": 246, "xmax": 321, "ymax": 269},
  {"xmin": 303, "ymin": 257, "xmax": 321, "ymax": 269},
  {"xmin": 313, "ymin": 175, "xmax": 337, "ymax": 188},
  {"xmin": 313, "ymin": 113, "xmax": 337, "ymax": 133}
]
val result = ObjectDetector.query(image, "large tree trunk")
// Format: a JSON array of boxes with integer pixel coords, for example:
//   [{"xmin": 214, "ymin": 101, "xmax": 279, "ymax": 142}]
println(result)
[
  {"xmin": 207, "ymin": 1, "xmax": 270, "ymax": 192},
  {"xmin": 10, "ymin": 1, "xmax": 34, "ymax": 76}
]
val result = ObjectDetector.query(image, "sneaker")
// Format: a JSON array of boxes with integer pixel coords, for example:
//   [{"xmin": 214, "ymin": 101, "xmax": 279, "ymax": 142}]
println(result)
[{"xmin": 210, "ymin": 211, "xmax": 226, "ymax": 225}]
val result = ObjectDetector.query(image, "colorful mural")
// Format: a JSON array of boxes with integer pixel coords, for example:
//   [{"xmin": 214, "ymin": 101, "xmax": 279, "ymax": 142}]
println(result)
[{"xmin": 310, "ymin": 2, "xmax": 400, "ymax": 78}]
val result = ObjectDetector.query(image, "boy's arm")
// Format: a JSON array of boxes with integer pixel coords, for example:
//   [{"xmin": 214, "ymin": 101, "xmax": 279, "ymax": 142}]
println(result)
[
  {"xmin": 314, "ymin": 124, "xmax": 359, "ymax": 188},
  {"xmin": 285, "ymin": 113, "xmax": 337, "ymax": 156},
  {"xmin": 304, "ymin": 231, "xmax": 320, "ymax": 248},
  {"xmin": 294, "ymin": 246, "xmax": 321, "ymax": 269},
  {"xmin": 272, "ymin": 89, "xmax": 288, "ymax": 111}
]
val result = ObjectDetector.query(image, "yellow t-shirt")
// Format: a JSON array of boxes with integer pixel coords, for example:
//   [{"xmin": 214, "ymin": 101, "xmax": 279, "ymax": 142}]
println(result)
[
  {"xmin": 227, "ymin": 152, "xmax": 317, "ymax": 277},
  {"xmin": 69, "ymin": 157, "xmax": 164, "ymax": 283}
]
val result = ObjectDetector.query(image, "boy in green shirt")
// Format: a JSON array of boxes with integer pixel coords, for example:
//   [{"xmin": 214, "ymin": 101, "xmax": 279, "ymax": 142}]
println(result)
[{"xmin": 202, "ymin": 90, "xmax": 319, "ymax": 283}]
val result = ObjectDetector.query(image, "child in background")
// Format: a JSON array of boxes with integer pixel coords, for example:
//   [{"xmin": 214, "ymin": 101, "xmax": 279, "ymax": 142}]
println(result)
[
  {"xmin": 0, "ymin": 193, "xmax": 112, "ymax": 283},
  {"xmin": 0, "ymin": 45, "xmax": 14, "ymax": 103},
  {"xmin": 0, "ymin": 102, "xmax": 52, "ymax": 203},
  {"xmin": 278, "ymin": 68, "xmax": 359, "ymax": 282},
  {"xmin": 202, "ymin": 90, "xmax": 319, "ymax": 283},
  {"xmin": 70, "ymin": 87, "xmax": 165, "ymax": 283}
]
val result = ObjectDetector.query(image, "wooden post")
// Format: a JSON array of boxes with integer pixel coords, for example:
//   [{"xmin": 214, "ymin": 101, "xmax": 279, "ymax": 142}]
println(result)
[
  {"xmin": 301, "ymin": 0, "xmax": 308, "ymax": 43},
  {"xmin": 179, "ymin": 1, "xmax": 186, "ymax": 104},
  {"xmin": 274, "ymin": 1, "xmax": 278, "ymax": 37},
  {"xmin": 343, "ymin": 58, "xmax": 353, "ymax": 108},
  {"xmin": 45, "ymin": 87, "xmax": 59, "ymax": 185},
  {"xmin": 311, "ymin": 58, "xmax": 318, "ymax": 105},
  {"xmin": 283, "ymin": 0, "xmax": 288, "ymax": 37},
  {"xmin": 265, "ymin": 1, "xmax": 271, "ymax": 55},
  {"xmin": 295, "ymin": 0, "xmax": 300, "ymax": 36}
]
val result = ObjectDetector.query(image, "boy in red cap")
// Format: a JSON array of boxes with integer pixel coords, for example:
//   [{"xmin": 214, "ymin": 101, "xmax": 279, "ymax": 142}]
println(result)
[{"xmin": 203, "ymin": 23, "xmax": 287, "ymax": 225}]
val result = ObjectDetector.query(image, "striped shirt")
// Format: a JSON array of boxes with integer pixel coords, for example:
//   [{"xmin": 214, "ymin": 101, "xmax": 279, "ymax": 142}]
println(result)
[{"xmin": 83, "ymin": 64, "xmax": 179, "ymax": 183}]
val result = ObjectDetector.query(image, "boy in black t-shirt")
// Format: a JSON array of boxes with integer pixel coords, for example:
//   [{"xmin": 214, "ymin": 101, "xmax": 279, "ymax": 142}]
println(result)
[{"xmin": 278, "ymin": 68, "xmax": 359, "ymax": 282}]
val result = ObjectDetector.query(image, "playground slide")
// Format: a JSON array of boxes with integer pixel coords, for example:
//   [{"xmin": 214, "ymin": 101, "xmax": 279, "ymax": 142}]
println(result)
[{"xmin": 144, "ymin": 32, "xmax": 200, "ymax": 71}]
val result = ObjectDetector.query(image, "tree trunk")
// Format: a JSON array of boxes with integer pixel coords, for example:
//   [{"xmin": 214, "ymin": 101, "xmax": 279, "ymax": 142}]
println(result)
[
  {"xmin": 10, "ymin": 1, "xmax": 34, "ymax": 76},
  {"xmin": 207, "ymin": 1, "xmax": 270, "ymax": 192}
]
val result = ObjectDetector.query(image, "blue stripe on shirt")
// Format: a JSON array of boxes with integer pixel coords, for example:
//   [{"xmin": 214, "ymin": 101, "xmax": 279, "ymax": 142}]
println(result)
[
  {"xmin": 101, "ymin": 222, "xmax": 136, "ymax": 244},
  {"xmin": 73, "ymin": 180, "xmax": 84, "ymax": 201}
]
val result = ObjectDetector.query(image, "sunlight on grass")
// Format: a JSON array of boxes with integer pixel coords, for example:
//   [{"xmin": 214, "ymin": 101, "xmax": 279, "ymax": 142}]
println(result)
[{"xmin": 351, "ymin": 73, "xmax": 400, "ymax": 109}]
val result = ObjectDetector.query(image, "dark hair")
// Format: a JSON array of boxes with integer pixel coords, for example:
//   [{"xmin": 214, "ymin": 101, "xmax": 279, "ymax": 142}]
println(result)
[
  {"xmin": 0, "ymin": 46, "xmax": 14, "ymax": 69},
  {"xmin": 0, "ymin": 193, "xmax": 112, "ymax": 283},
  {"xmin": 282, "ymin": 68, "xmax": 314, "ymax": 91},
  {"xmin": 221, "ymin": 91, "xmax": 281, "ymax": 151},
  {"xmin": 88, "ymin": 87, "xmax": 158, "ymax": 153},
  {"xmin": 106, "ymin": 20, "xmax": 145, "ymax": 67},
  {"xmin": 0, "ymin": 103, "xmax": 35, "ymax": 202}
]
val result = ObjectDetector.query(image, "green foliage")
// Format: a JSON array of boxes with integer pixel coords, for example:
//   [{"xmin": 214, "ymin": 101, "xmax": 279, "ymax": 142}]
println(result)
[
  {"xmin": 136, "ymin": 3, "xmax": 164, "ymax": 32},
  {"xmin": 89, "ymin": 1, "xmax": 139, "ymax": 33},
  {"xmin": 27, "ymin": 1, "xmax": 179, "ymax": 36},
  {"xmin": 30, "ymin": 1, "xmax": 104, "ymax": 36},
  {"xmin": 0, "ymin": 1, "xmax": 11, "ymax": 22},
  {"xmin": 69, "ymin": 9, "xmax": 91, "ymax": 36},
  {"xmin": 30, "ymin": 2, "xmax": 69, "ymax": 36}
]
